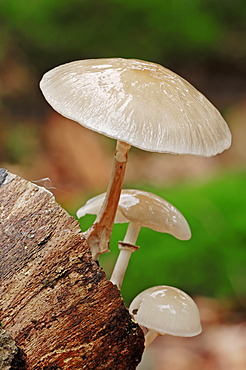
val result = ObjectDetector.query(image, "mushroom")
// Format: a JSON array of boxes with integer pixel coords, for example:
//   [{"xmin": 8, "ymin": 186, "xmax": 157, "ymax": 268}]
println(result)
[
  {"xmin": 40, "ymin": 58, "xmax": 231, "ymax": 259},
  {"xmin": 129, "ymin": 285, "xmax": 202, "ymax": 347},
  {"xmin": 77, "ymin": 189, "xmax": 191, "ymax": 287}
]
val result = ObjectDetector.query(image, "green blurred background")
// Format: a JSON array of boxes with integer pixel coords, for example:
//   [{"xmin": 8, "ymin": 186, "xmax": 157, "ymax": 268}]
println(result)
[{"xmin": 0, "ymin": 0, "xmax": 245, "ymax": 308}]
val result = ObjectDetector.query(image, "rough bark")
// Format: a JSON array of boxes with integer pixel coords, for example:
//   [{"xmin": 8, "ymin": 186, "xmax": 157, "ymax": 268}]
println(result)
[{"xmin": 0, "ymin": 169, "xmax": 144, "ymax": 369}]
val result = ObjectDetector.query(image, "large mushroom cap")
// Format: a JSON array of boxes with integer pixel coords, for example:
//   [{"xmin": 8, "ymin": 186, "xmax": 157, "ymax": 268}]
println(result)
[
  {"xmin": 129, "ymin": 285, "xmax": 202, "ymax": 337},
  {"xmin": 77, "ymin": 189, "xmax": 191, "ymax": 240},
  {"xmin": 40, "ymin": 58, "xmax": 231, "ymax": 157}
]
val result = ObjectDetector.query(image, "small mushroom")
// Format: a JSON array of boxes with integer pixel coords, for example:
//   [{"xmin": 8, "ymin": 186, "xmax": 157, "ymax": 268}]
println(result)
[
  {"xmin": 77, "ymin": 189, "xmax": 191, "ymax": 287},
  {"xmin": 129, "ymin": 285, "xmax": 202, "ymax": 347},
  {"xmin": 40, "ymin": 58, "xmax": 231, "ymax": 259}
]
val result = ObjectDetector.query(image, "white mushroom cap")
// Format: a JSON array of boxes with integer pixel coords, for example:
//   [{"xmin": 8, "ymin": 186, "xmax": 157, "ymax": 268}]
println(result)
[
  {"xmin": 129, "ymin": 286, "xmax": 202, "ymax": 337},
  {"xmin": 77, "ymin": 189, "xmax": 191, "ymax": 240},
  {"xmin": 77, "ymin": 192, "xmax": 126, "ymax": 223},
  {"xmin": 40, "ymin": 58, "xmax": 231, "ymax": 157}
]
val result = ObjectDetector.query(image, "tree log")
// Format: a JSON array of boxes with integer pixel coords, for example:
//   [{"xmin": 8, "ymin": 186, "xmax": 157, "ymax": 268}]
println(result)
[
  {"xmin": 0, "ymin": 326, "xmax": 26, "ymax": 369},
  {"xmin": 0, "ymin": 169, "xmax": 144, "ymax": 369}
]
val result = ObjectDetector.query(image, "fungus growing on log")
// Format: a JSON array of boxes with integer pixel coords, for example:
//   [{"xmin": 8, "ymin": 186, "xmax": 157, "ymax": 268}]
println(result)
[
  {"xmin": 40, "ymin": 58, "xmax": 231, "ymax": 259},
  {"xmin": 0, "ymin": 169, "xmax": 144, "ymax": 369}
]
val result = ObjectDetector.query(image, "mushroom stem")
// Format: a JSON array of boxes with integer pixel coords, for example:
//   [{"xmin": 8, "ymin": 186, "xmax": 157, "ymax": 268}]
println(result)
[
  {"xmin": 110, "ymin": 223, "xmax": 141, "ymax": 288},
  {"xmin": 86, "ymin": 140, "xmax": 131, "ymax": 260},
  {"xmin": 110, "ymin": 242, "xmax": 139, "ymax": 288},
  {"xmin": 144, "ymin": 329, "xmax": 160, "ymax": 347},
  {"xmin": 123, "ymin": 222, "xmax": 141, "ymax": 245}
]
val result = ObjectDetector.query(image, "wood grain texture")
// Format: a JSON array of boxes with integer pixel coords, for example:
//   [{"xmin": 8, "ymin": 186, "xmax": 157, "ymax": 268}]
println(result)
[{"xmin": 0, "ymin": 169, "xmax": 144, "ymax": 369}]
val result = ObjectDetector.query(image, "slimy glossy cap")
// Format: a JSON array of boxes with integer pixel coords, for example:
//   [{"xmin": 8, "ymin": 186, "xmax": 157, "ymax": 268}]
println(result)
[
  {"xmin": 40, "ymin": 58, "xmax": 231, "ymax": 156},
  {"xmin": 77, "ymin": 189, "xmax": 191, "ymax": 240},
  {"xmin": 129, "ymin": 285, "xmax": 202, "ymax": 337}
]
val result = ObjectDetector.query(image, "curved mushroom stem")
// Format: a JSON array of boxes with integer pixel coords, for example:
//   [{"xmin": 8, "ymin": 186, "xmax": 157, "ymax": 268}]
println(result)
[
  {"xmin": 85, "ymin": 140, "xmax": 131, "ymax": 260},
  {"xmin": 144, "ymin": 329, "xmax": 160, "ymax": 347},
  {"xmin": 110, "ymin": 222, "xmax": 141, "ymax": 288}
]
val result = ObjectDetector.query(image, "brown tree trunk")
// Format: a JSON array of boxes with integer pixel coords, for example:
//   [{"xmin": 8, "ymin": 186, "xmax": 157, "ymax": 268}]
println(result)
[{"xmin": 0, "ymin": 169, "xmax": 144, "ymax": 369}]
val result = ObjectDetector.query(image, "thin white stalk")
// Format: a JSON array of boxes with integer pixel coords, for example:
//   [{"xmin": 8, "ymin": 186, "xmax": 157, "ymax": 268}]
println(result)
[
  {"xmin": 123, "ymin": 222, "xmax": 141, "ymax": 245},
  {"xmin": 144, "ymin": 329, "xmax": 159, "ymax": 347},
  {"xmin": 110, "ymin": 247, "xmax": 133, "ymax": 288},
  {"xmin": 110, "ymin": 222, "xmax": 141, "ymax": 288}
]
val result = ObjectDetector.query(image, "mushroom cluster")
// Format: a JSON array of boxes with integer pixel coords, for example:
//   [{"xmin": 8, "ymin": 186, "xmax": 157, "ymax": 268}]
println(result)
[
  {"xmin": 77, "ymin": 189, "xmax": 191, "ymax": 288},
  {"xmin": 40, "ymin": 57, "xmax": 232, "ymax": 350},
  {"xmin": 40, "ymin": 57, "xmax": 231, "ymax": 260}
]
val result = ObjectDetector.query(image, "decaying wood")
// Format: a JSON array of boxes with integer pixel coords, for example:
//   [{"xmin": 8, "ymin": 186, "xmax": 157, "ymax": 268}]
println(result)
[
  {"xmin": 0, "ymin": 326, "xmax": 25, "ymax": 369},
  {"xmin": 0, "ymin": 169, "xmax": 144, "ymax": 369}
]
